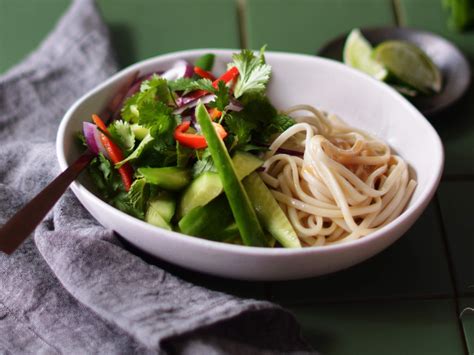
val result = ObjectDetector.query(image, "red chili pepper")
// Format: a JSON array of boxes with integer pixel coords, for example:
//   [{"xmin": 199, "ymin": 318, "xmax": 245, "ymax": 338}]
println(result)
[
  {"xmin": 181, "ymin": 67, "xmax": 240, "ymax": 102},
  {"xmin": 194, "ymin": 66, "xmax": 216, "ymax": 81},
  {"xmin": 174, "ymin": 121, "xmax": 227, "ymax": 149},
  {"xmin": 92, "ymin": 114, "xmax": 134, "ymax": 192},
  {"xmin": 213, "ymin": 66, "xmax": 239, "ymax": 88}
]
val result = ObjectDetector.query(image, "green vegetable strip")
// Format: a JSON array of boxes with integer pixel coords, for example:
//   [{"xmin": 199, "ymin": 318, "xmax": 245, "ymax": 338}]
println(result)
[
  {"xmin": 195, "ymin": 103, "xmax": 266, "ymax": 247},
  {"xmin": 194, "ymin": 53, "xmax": 215, "ymax": 71}
]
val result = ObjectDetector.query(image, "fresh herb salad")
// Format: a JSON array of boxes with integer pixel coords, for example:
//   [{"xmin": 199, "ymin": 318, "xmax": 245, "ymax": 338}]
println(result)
[{"xmin": 81, "ymin": 48, "xmax": 302, "ymax": 248}]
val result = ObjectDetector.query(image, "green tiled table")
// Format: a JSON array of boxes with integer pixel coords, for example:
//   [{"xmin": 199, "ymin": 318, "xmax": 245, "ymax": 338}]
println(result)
[{"xmin": 1, "ymin": 0, "xmax": 473, "ymax": 353}]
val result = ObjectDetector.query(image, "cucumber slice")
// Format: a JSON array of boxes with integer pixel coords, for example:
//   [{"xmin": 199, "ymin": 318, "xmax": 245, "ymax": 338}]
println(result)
[
  {"xmin": 243, "ymin": 172, "xmax": 301, "ymax": 248},
  {"xmin": 232, "ymin": 151, "xmax": 264, "ymax": 179},
  {"xmin": 177, "ymin": 151, "xmax": 263, "ymax": 219},
  {"xmin": 147, "ymin": 192, "xmax": 175, "ymax": 223},
  {"xmin": 145, "ymin": 199, "xmax": 172, "ymax": 230},
  {"xmin": 138, "ymin": 167, "xmax": 191, "ymax": 191},
  {"xmin": 178, "ymin": 195, "xmax": 234, "ymax": 240},
  {"xmin": 177, "ymin": 172, "xmax": 222, "ymax": 219},
  {"xmin": 195, "ymin": 103, "xmax": 266, "ymax": 247},
  {"xmin": 130, "ymin": 124, "xmax": 149, "ymax": 140}
]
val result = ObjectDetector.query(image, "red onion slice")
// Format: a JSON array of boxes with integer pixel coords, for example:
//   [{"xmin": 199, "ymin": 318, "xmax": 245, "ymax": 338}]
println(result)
[
  {"xmin": 173, "ymin": 94, "xmax": 215, "ymax": 115},
  {"xmin": 83, "ymin": 122, "xmax": 110, "ymax": 159},
  {"xmin": 161, "ymin": 60, "xmax": 194, "ymax": 81},
  {"xmin": 226, "ymin": 98, "xmax": 243, "ymax": 112},
  {"xmin": 83, "ymin": 122, "xmax": 99, "ymax": 155}
]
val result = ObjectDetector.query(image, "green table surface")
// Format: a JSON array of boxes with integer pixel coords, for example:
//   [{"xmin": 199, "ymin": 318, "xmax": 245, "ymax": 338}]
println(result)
[{"xmin": 1, "ymin": 0, "xmax": 473, "ymax": 353}]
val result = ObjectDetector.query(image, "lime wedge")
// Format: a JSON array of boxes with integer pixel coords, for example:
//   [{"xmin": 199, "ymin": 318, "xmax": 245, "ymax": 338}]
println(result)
[
  {"xmin": 343, "ymin": 29, "xmax": 388, "ymax": 81},
  {"xmin": 373, "ymin": 40, "xmax": 442, "ymax": 94}
]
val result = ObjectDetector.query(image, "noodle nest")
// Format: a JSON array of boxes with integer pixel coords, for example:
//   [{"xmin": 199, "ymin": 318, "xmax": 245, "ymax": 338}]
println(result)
[{"xmin": 260, "ymin": 105, "xmax": 416, "ymax": 247}]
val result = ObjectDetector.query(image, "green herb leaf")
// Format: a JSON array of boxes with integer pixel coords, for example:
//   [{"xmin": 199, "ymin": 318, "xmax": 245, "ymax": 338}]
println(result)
[
  {"xmin": 208, "ymin": 81, "xmax": 230, "ymax": 112},
  {"xmin": 115, "ymin": 134, "xmax": 154, "ymax": 168},
  {"xmin": 231, "ymin": 46, "xmax": 271, "ymax": 98},
  {"xmin": 128, "ymin": 178, "xmax": 149, "ymax": 213},
  {"xmin": 224, "ymin": 113, "xmax": 256, "ymax": 149},
  {"xmin": 108, "ymin": 120, "xmax": 135, "ymax": 153},
  {"xmin": 168, "ymin": 78, "xmax": 195, "ymax": 92},
  {"xmin": 121, "ymin": 74, "xmax": 173, "ymax": 123},
  {"xmin": 88, "ymin": 153, "xmax": 123, "ymax": 198},
  {"xmin": 111, "ymin": 191, "xmax": 144, "ymax": 219},
  {"xmin": 140, "ymin": 75, "xmax": 174, "ymax": 105},
  {"xmin": 137, "ymin": 100, "xmax": 176, "ymax": 138},
  {"xmin": 192, "ymin": 149, "xmax": 216, "ymax": 177}
]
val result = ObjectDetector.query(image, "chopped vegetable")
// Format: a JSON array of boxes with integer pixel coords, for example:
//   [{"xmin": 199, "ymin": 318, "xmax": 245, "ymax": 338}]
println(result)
[
  {"xmin": 195, "ymin": 102, "xmax": 266, "ymax": 247},
  {"xmin": 174, "ymin": 120, "xmax": 227, "ymax": 149},
  {"xmin": 230, "ymin": 46, "xmax": 271, "ymax": 98},
  {"xmin": 91, "ymin": 114, "xmax": 134, "ymax": 191},
  {"xmin": 82, "ymin": 47, "xmax": 307, "ymax": 249},
  {"xmin": 194, "ymin": 66, "xmax": 216, "ymax": 80},
  {"xmin": 194, "ymin": 53, "xmax": 215, "ymax": 71}
]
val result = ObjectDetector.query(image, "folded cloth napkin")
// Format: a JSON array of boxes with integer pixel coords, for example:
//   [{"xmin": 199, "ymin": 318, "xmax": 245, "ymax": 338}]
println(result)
[{"xmin": 0, "ymin": 0, "xmax": 315, "ymax": 353}]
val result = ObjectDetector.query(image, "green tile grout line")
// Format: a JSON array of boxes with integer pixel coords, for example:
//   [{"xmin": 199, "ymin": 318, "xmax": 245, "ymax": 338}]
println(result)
[{"xmin": 434, "ymin": 194, "xmax": 470, "ymax": 354}]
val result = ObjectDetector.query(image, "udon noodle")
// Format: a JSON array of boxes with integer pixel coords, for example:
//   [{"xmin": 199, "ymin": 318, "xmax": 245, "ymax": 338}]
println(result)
[{"xmin": 260, "ymin": 105, "xmax": 416, "ymax": 247}]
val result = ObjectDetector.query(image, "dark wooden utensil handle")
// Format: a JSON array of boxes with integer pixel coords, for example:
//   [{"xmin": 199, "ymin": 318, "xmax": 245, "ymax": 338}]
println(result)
[
  {"xmin": 0, "ymin": 152, "xmax": 94, "ymax": 254},
  {"xmin": 0, "ymin": 71, "xmax": 139, "ymax": 255}
]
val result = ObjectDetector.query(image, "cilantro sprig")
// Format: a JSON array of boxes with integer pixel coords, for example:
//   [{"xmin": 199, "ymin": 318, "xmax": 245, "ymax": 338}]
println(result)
[{"xmin": 230, "ymin": 46, "xmax": 271, "ymax": 98}]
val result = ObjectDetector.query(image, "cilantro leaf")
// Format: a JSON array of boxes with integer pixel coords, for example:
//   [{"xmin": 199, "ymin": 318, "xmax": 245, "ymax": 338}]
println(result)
[
  {"xmin": 168, "ymin": 78, "xmax": 195, "ymax": 92},
  {"xmin": 128, "ymin": 178, "xmax": 149, "ymax": 213},
  {"xmin": 140, "ymin": 75, "xmax": 174, "ymax": 105},
  {"xmin": 137, "ymin": 100, "xmax": 176, "ymax": 138},
  {"xmin": 168, "ymin": 77, "xmax": 216, "ymax": 95},
  {"xmin": 112, "ymin": 192, "xmax": 144, "ymax": 219},
  {"xmin": 115, "ymin": 134, "xmax": 154, "ymax": 168},
  {"xmin": 224, "ymin": 94, "xmax": 295, "ymax": 145},
  {"xmin": 88, "ymin": 153, "xmax": 123, "ymax": 198},
  {"xmin": 184, "ymin": 78, "xmax": 215, "ymax": 95},
  {"xmin": 121, "ymin": 94, "xmax": 140, "ymax": 123},
  {"xmin": 108, "ymin": 120, "xmax": 135, "ymax": 153},
  {"xmin": 121, "ymin": 74, "xmax": 173, "ymax": 123},
  {"xmin": 76, "ymin": 132, "xmax": 87, "ymax": 149},
  {"xmin": 208, "ymin": 81, "xmax": 230, "ymax": 112},
  {"xmin": 192, "ymin": 149, "xmax": 216, "ymax": 177},
  {"xmin": 231, "ymin": 46, "xmax": 271, "ymax": 98},
  {"xmin": 224, "ymin": 112, "xmax": 256, "ymax": 149}
]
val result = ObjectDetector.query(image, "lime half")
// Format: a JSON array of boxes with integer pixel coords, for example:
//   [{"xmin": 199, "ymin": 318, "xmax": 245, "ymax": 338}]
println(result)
[
  {"xmin": 343, "ymin": 29, "xmax": 388, "ymax": 81},
  {"xmin": 373, "ymin": 40, "xmax": 442, "ymax": 94}
]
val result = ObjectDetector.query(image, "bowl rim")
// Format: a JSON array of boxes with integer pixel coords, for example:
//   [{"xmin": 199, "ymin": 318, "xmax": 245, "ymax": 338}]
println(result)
[{"xmin": 56, "ymin": 48, "xmax": 444, "ymax": 256}]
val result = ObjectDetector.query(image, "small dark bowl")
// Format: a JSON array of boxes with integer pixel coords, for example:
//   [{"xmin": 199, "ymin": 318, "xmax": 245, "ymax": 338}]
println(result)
[{"xmin": 318, "ymin": 27, "xmax": 471, "ymax": 117}]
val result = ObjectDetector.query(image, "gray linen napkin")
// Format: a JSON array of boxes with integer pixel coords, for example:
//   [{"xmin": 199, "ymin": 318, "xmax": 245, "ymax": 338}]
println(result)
[{"xmin": 0, "ymin": 1, "xmax": 314, "ymax": 353}]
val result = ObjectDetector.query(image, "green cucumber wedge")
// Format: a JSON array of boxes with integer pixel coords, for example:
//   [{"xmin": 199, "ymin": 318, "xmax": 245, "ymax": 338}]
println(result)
[
  {"xmin": 177, "ymin": 151, "xmax": 263, "ymax": 219},
  {"xmin": 195, "ymin": 103, "xmax": 266, "ymax": 247},
  {"xmin": 145, "ymin": 195, "xmax": 172, "ymax": 230},
  {"xmin": 178, "ymin": 195, "xmax": 234, "ymax": 240},
  {"xmin": 138, "ymin": 167, "xmax": 191, "ymax": 191},
  {"xmin": 243, "ymin": 172, "xmax": 301, "ymax": 248},
  {"xmin": 177, "ymin": 172, "xmax": 222, "ymax": 219},
  {"xmin": 146, "ymin": 192, "xmax": 176, "ymax": 223}
]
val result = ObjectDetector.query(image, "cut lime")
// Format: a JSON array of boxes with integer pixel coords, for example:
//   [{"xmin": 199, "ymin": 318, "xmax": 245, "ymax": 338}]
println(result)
[
  {"xmin": 373, "ymin": 40, "xmax": 442, "ymax": 94},
  {"xmin": 343, "ymin": 29, "xmax": 388, "ymax": 81}
]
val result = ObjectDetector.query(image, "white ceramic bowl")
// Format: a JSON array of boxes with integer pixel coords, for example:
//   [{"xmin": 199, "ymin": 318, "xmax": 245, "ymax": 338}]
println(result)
[{"xmin": 57, "ymin": 49, "xmax": 444, "ymax": 281}]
